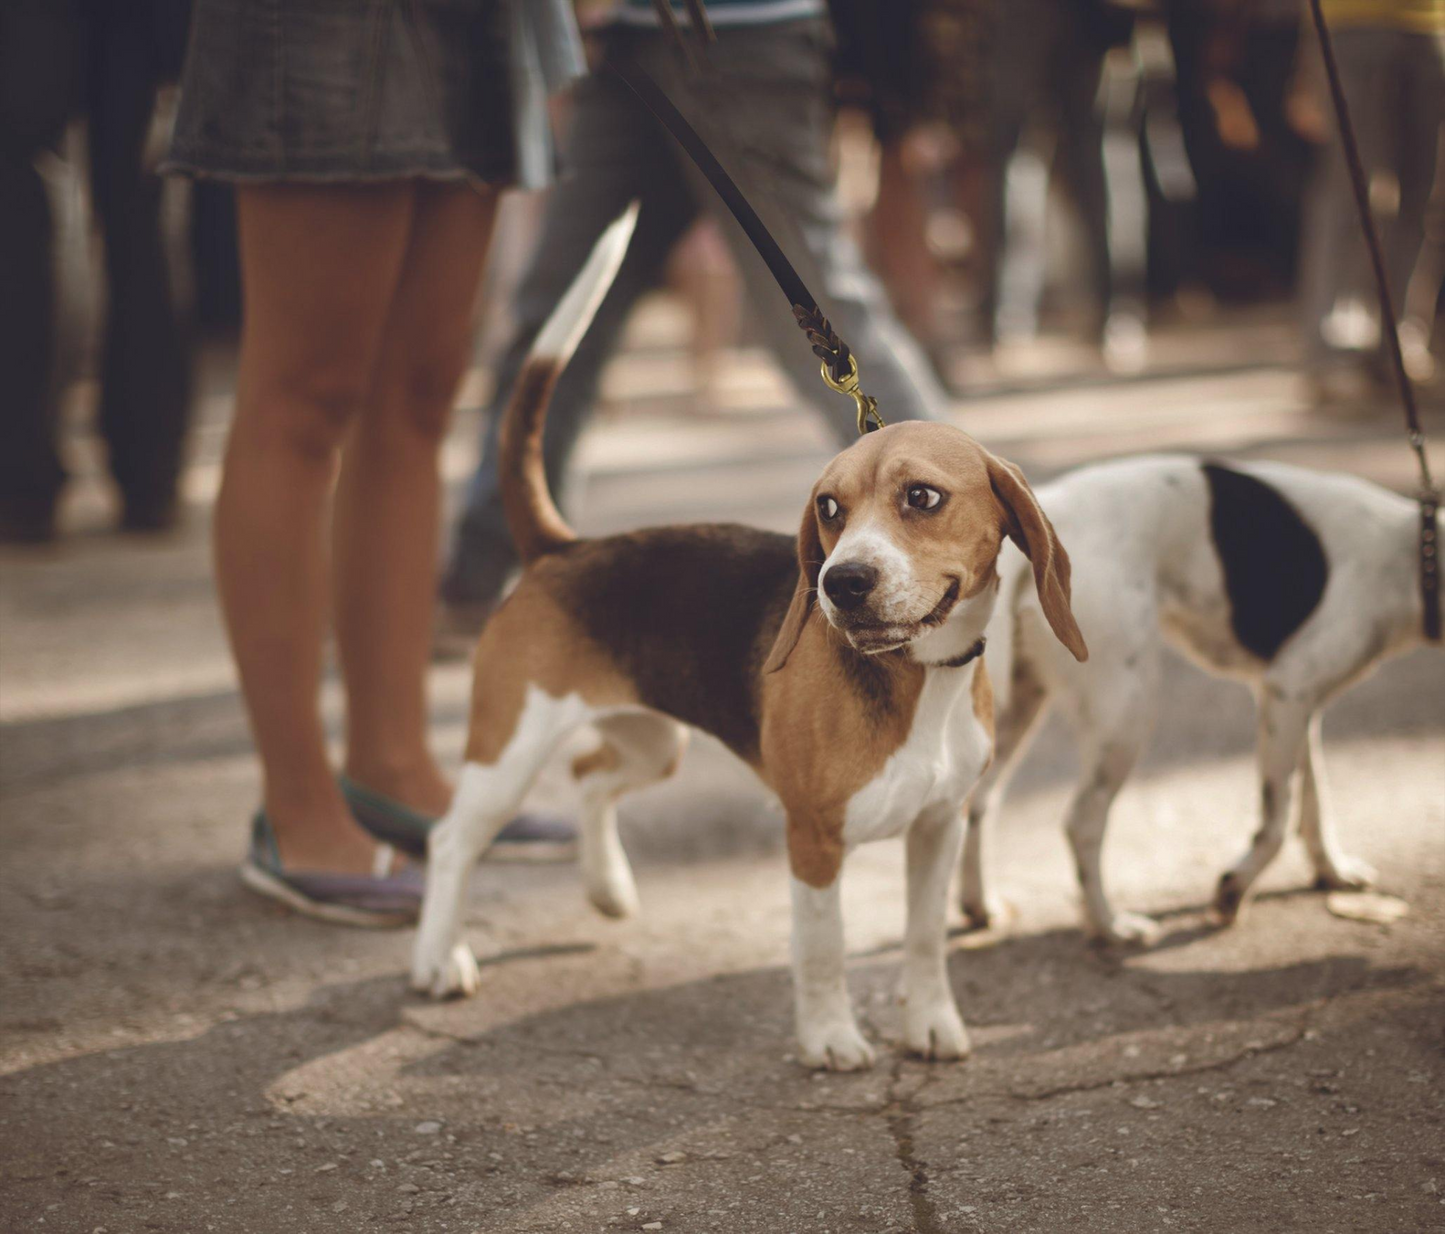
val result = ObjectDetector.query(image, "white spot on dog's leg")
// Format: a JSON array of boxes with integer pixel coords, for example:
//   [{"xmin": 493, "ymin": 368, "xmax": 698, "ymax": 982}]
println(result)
[
  {"xmin": 411, "ymin": 764, "xmax": 511, "ymax": 998},
  {"xmin": 412, "ymin": 688, "xmax": 589, "ymax": 998},
  {"xmin": 791, "ymin": 874, "xmax": 874, "ymax": 1071}
]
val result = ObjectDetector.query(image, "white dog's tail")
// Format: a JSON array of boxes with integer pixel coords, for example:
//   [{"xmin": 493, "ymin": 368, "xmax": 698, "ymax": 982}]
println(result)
[{"xmin": 499, "ymin": 203, "xmax": 639, "ymax": 563}]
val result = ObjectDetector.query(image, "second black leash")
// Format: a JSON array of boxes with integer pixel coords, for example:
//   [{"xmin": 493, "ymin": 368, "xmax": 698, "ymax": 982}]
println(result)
[{"xmin": 1306, "ymin": 0, "xmax": 1440, "ymax": 641}]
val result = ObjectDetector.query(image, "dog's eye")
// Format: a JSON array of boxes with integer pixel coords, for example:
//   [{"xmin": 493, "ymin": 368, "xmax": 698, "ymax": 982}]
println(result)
[
  {"xmin": 817, "ymin": 495, "xmax": 840, "ymax": 521},
  {"xmin": 906, "ymin": 485, "xmax": 942, "ymax": 511}
]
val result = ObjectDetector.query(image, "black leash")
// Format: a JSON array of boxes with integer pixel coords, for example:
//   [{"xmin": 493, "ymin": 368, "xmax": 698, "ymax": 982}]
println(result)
[
  {"xmin": 1305, "ymin": 0, "xmax": 1440, "ymax": 641},
  {"xmin": 612, "ymin": 18, "xmax": 884, "ymax": 434}
]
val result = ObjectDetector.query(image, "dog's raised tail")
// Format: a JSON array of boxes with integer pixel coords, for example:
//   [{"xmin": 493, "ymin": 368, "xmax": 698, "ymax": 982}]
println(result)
[{"xmin": 500, "ymin": 203, "xmax": 639, "ymax": 562}]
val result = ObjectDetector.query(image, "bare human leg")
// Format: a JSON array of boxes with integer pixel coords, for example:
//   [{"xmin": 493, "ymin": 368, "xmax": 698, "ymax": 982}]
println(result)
[
  {"xmin": 333, "ymin": 181, "xmax": 498, "ymax": 816},
  {"xmin": 218, "ymin": 183, "xmax": 415, "ymax": 875}
]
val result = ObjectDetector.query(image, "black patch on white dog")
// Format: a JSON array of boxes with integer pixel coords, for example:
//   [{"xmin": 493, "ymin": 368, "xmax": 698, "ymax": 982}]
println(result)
[{"xmin": 1202, "ymin": 462, "xmax": 1328, "ymax": 660}]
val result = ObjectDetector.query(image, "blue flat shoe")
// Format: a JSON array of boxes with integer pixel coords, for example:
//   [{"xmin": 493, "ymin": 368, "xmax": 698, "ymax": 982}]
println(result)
[
  {"xmin": 239, "ymin": 811, "xmax": 422, "ymax": 928},
  {"xmin": 339, "ymin": 775, "xmax": 577, "ymax": 864}
]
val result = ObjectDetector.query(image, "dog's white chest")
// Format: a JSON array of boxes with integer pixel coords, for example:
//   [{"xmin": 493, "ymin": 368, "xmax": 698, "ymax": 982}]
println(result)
[{"xmin": 843, "ymin": 668, "xmax": 990, "ymax": 847}]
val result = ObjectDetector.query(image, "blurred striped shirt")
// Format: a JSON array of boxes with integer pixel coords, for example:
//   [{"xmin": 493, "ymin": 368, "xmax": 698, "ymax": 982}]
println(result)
[{"xmin": 614, "ymin": 0, "xmax": 826, "ymax": 27}]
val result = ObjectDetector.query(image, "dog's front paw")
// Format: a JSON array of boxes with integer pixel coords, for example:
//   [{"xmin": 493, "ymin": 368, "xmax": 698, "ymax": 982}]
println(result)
[
  {"xmin": 586, "ymin": 867, "xmax": 640, "ymax": 920},
  {"xmin": 1090, "ymin": 910, "xmax": 1162, "ymax": 947},
  {"xmin": 960, "ymin": 895, "xmax": 1011, "ymax": 933},
  {"xmin": 411, "ymin": 941, "xmax": 481, "ymax": 1000},
  {"xmin": 904, "ymin": 997, "xmax": 971, "ymax": 1062},
  {"xmin": 1313, "ymin": 855, "xmax": 1377, "ymax": 892},
  {"xmin": 797, "ymin": 1017, "xmax": 877, "ymax": 1072}
]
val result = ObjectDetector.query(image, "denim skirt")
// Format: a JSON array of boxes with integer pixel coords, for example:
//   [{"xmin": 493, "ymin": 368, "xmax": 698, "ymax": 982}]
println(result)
[{"xmin": 164, "ymin": 0, "xmax": 577, "ymax": 187}]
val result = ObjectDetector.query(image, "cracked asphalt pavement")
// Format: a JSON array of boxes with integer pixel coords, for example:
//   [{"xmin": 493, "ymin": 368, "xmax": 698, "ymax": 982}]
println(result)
[{"xmin": 3, "ymin": 320, "xmax": 1444, "ymax": 1232}]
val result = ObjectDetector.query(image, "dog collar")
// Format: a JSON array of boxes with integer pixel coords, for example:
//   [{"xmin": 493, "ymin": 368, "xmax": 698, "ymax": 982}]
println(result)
[{"xmin": 934, "ymin": 637, "xmax": 986, "ymax": 670}]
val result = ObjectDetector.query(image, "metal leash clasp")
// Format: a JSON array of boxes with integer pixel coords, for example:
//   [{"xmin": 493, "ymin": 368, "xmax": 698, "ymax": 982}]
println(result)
[{"xmin": 820, "ymin": 355, "xmax": 885, "ymax": 435}]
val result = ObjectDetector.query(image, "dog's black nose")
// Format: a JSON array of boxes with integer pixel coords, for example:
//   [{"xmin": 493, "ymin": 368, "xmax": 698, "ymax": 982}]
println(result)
[{"xmin": 822, "ymin": 561, "xmax": 879, "ymax": 611}]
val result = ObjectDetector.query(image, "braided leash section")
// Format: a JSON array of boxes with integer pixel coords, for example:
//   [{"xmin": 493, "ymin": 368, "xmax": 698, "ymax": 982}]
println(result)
[
  {"xmin": 793, "ymin": 304, "xmax": 882, "ymax": 433},
  {"xmin": 791, "ymin": 303, "xmax": 852, "ymax": 382}
]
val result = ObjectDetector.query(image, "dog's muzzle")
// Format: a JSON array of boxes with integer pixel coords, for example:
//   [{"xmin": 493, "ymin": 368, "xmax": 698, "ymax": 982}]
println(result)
[{"xmin": 820, "ymin": 564, "xmax": 961, "ymax": 655}]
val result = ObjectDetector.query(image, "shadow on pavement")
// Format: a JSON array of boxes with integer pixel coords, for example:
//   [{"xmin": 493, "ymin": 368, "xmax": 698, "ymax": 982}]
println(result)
[{"xmin": 1, "ymin": 885, "xmax": 1433, "ymax": 1231}]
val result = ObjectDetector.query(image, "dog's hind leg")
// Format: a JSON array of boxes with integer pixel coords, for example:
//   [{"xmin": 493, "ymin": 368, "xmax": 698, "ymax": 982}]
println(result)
[
  {"xmin": 1064, "ymin": 733, "xmax": 1161, "ymax": 945},
  {"xmin": 412, "ymin": 687, "xmax": 591, "ymax": 998},
  {"xmin": 572, "ymin": 712, "xmax": 688, "ymax": 919},
  {"xmin": 1213, "ymin": 690, "xmax": 1313, "ymax": 924},
  {"xmin": 1057, "ymin": 651, "xmax": 1161, "ymax": 945},
  {"xmin": 960, "ymin": 660, "xmax": 1049, "ymax": 929},
  {"xmin": 1297, "ymin": 715, "xmax": 1377, "ymax": 891}
]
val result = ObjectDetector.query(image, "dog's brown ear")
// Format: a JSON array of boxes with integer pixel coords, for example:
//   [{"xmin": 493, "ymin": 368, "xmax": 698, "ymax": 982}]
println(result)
[
  {"xmin": 987, "ymin": 455, "xmax": 1088, "ymax": 662},
  {"xmin": 763, "ymin": 497, "xmax": 824, "ymax": 674}
]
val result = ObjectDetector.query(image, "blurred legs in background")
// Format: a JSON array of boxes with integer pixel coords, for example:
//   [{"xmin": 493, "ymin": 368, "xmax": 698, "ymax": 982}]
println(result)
[
  {"xmin": 0, "ymin": 0, "xmax": 77, "ymax": 541},
  {"xmin": 0, "ymin": 0, "xmax": 191, "ymax": 541},
  {"xmin": 86, "ymin": 0, "xmax": 192, "ymax": 531},
  {"xmin": 979, "ymin": 0, "xmax": 1114, "ymax": 348},
  {"xmin": 666, "ymin": 218, "xmax": 744, "ymax": 401},
  {"xmin": 1300, "ymin": 27, "xmax": 1445, "ymax": 394},
  {"xmin": 836, "ymin": 0, "xmax": 987, "ymax": 382}
]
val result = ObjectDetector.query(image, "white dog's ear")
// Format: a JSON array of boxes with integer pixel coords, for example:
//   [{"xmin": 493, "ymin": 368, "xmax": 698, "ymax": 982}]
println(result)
[
  {"xmin": 763, "ymin": 495, "xmax": 824, "ymax": 674},
  {"xmin": 987, "ymin": 455, "xmax": 1088, "ymax": 662}
]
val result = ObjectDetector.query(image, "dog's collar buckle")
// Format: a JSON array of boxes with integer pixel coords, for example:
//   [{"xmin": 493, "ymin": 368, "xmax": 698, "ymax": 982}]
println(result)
[{"xmin": 935, "ymin": 637, "xmax": 986, "ymax": 670}]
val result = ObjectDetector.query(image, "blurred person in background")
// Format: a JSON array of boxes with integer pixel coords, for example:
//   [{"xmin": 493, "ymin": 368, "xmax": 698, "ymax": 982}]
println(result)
[
  {"xmin": 161, "ymin": 0, "xmax": 584, "ymax": 925},
  {"xmin": 975, "ymin": 0, "xmax": 1140, "ymax": 362},
  {"xmin": 438, "ymin": 0, "xmax": 949, "ymax": 635},
  {"xmin": 0, "ymin": 0, "xmax": 192, "ymax": 543},
  {"xmin": 831, "ymin": 0, "xmax": 989, "ymax": 384},
  {"xmin": 665, "ymin": 217, "xmax": 746, "ymax": 401},
  {"xmin": 1299, "ymin": 0, "xmax": 1444, "ymax": 401},
  {"xmin": 1164, "ymin": 0, "xmax": 1320, "ymax": 302}
]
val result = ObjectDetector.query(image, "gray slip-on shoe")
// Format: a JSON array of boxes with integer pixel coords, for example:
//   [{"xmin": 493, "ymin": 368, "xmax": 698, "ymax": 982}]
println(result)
[
  {"xmin": 239, "ymin": 811, "xmax": 422, "ymax": 928},
  {"xmin": 340, "ymin": 775, "xmax": 577, "ymax": 864}
]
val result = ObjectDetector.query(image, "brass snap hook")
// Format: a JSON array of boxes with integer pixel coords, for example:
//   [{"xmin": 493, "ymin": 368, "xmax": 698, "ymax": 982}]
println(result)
[{"xmin": 819, "ymin": 355, "xmax": 885, "ymax": 435}]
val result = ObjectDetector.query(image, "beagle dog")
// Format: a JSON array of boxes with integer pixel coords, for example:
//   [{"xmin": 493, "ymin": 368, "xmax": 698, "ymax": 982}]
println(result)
[
  {"xmin": 412, "ymin": 208, "xmax": 1088, "ymax": 1069},
  {"xmin": 960, "ymin": 454, "xmax": 1437, "ymax": 945}
]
